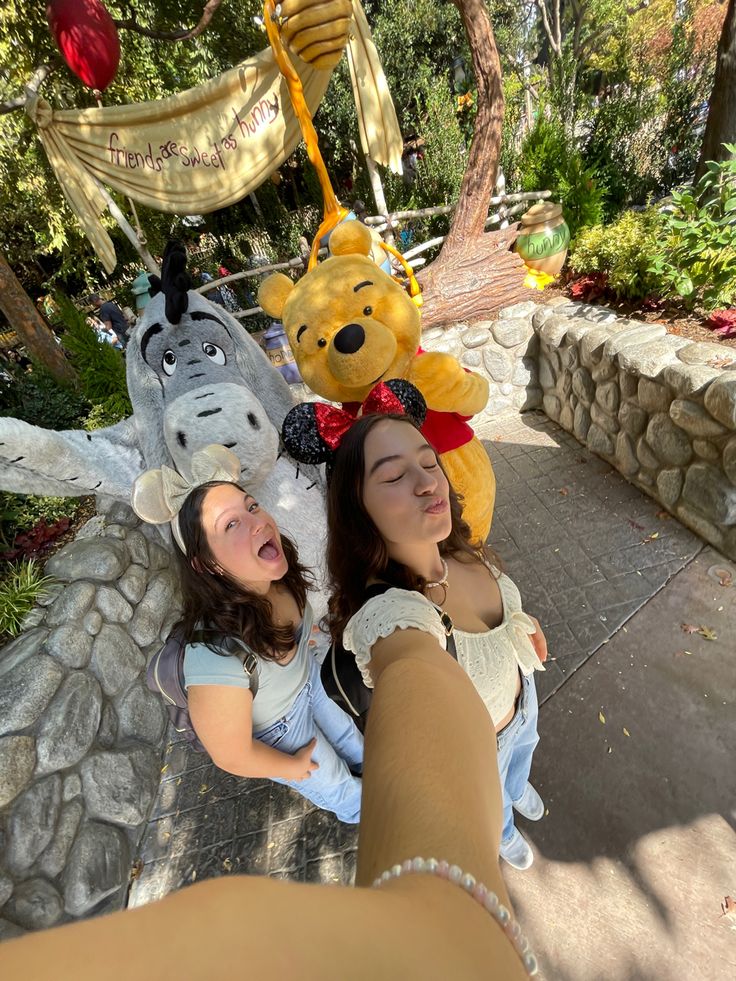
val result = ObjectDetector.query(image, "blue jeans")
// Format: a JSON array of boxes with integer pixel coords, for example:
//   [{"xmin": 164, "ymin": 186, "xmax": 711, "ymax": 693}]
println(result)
[
  {"xmin": 496, "ymin": 671, "xmax": 540, "ymax": 845},
  {"xmin": 253, "ymin": 656, "xmax": 363, "ymax": 824}
]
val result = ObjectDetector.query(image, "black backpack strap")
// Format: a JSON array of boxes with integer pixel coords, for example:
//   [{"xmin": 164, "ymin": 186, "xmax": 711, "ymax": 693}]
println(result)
[
  {"xmin": 191, "ymin": 628, "xmax": 259, "ymax": 699},
  {"xmin": 362, "ymin": 582, "xmax": 457, "ymax": 661}
]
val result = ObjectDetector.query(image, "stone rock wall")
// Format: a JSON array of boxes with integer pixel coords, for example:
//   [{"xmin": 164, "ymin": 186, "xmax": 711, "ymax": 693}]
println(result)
[
  {"xmin": 0, "ymin": 503, "xmax": 178, "ymax": 938},
  {"xmin": 532, "ymin": 301, "xmax": 736, "ymax": 559},
  {"xmin": 420, "ymin": 300, "xmax": 543, "ymax": 420}
]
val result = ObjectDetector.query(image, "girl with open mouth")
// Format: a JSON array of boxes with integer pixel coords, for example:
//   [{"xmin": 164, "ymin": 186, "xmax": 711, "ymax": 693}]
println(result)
[{"xmin": 156, "ymin": 467, "xmax": 363, "ymax": 824}]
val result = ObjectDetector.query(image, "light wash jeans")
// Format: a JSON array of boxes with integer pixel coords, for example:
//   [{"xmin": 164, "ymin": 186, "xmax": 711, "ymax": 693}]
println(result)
[
  {"xmin": 496, "ymin": 670, "xmax": 540, "ymax": 844},
  {"xmin": 253, "ymin": 655, "xmax": 363, "ymax": 824}
]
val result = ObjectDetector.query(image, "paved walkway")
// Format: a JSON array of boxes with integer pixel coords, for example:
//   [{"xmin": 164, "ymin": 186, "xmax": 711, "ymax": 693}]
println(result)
[{"xmin": 128, "ymin": 410, "xmax": 735, "ymax": 978}]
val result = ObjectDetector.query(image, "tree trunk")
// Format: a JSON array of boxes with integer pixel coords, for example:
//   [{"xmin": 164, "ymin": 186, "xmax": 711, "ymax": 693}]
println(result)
[
  {"xmin": 0, "ymin": 251, "xmax": 77, "ymax": 385},
  {"xmin": 694, "ymin": 0, "xmax": 736, "ymax": 182},
  {"xmin": 418, "ymin": 0, "xmax": 534, "ymax": 328}
]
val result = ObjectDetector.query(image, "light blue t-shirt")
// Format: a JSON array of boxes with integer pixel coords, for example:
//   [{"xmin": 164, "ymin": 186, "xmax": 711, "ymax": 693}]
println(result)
[{"xmin": 183, "ymin": 602, "xmax": 315, "ymax": 730}]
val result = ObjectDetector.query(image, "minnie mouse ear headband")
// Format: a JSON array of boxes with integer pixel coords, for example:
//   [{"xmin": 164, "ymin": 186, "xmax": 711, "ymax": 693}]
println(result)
[
  {"xmin": 281, "ymin": 379, "xmax": 427, "ymax": 473},
  {"xmin": 131, "ymin": 444, "xmax": 242, "ymax": 551}
]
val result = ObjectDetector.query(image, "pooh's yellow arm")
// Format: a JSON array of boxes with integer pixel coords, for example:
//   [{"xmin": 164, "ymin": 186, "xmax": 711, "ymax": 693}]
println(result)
[{"xmin": 406, "ymin": 352, "xmax": 489, "ymax": 416}]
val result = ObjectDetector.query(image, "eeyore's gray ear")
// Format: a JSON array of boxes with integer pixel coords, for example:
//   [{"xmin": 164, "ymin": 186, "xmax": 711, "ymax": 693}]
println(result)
[
  {"xmin": 125, "ymin": 292, "xmax": 175, "ymax": 472},
  {"xmin": 231, "ymin": 326, "xmax": 296, "ymax": 428}
]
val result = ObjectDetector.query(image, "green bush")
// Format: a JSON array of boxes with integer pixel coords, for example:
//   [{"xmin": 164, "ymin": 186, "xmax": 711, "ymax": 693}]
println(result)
[
  {"xmin": 584, "ymin": 93, "xmax": 666, "ymax": 217},
  {"xmin": 0, "ymin": 492, "xmax": 80, "ymax": 548},
  {"xmin": 650, "ymin": 149, "xmax": 736, "ymax": 311},
  {"xmin": 0, "ymin": 559, "xmax": 55, "ymax": 638},
  {"xmin": 84, "ymin": 393, "xmax": 133, "ymax": 431},
  {"xmin": 518, "ymin": 116, "xmax": 606, "ymax": 240},
  {"xmin": 53, "ymin": 293, "xmax": 131, "ymax": 407},
  {"xmin": 570, "ymin": 209, "xmax": 664, "ymax": 300},
  {"xmin": 0, "ymin": 364, "xmax": 90, "ymax": 431}
]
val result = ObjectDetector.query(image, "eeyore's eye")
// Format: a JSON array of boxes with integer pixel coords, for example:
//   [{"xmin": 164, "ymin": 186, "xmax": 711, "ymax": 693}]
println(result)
[
  {"xmin": 162, "ymin": 350, "xmax": 177, "ymax": 375},
  {"xmin": 202, "ymin": 342, "xmax": 226, "ymax": 365}
]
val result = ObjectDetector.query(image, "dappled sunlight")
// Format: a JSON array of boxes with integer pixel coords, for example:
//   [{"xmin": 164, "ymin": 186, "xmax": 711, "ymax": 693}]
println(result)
[{"xmin": 507, "ymin": 814, "xmax": 736, "ymax": 981}]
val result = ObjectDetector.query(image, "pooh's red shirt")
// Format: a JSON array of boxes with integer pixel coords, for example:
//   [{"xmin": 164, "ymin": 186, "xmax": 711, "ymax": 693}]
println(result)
[{"xmin": 342, "ymin": 349, "xmax": 475, "ymax": 455}]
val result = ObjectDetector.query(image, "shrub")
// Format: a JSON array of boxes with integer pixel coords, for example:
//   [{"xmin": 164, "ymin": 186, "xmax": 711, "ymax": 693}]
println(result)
[
  {"xmin": 518, "ymin": 116, "xmax": 606, "ymax": 240},
  {"xmin": 0, "ymin": 364, "xmax": 90, "ymax": 431},
  {"xmin": 650, "ymin": 149, "xmax": 736, "ymax": 311},
  {"xmin": 569, "ymin": 209, "xmax": 665, "ymax": 300},
  {"xmin": 84, "ymin": 393, "xmax": 133, "ymax": 431},
  {"xmin": 53, "ymin": 293, "xmax": 131, "ymax": 407},
  {"xmin": 0, "ymin": 492, "xmax": 80, "ymax": 552},
  {"xmin": 0, "ymin": 559, "xmax": 55, "ymax": 638}
]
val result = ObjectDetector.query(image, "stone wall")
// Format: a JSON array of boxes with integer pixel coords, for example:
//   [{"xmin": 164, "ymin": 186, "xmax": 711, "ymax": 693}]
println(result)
[
  {"xmin": 0, "ymin": 503, "xmax": 179, "ymax": 938},
  {"xmin": 420, "ymin": 300, "xmax": 543, "ymax": 421},
  {"xmin": 531, "ymin": 301, "xmax": 736, "ymax": 560}
]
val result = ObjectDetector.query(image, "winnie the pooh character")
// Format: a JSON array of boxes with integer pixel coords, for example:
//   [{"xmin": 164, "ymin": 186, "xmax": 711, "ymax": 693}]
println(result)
[{"xmin": 258, "ymin": 222, "xmax": 496, "ymax": 541}]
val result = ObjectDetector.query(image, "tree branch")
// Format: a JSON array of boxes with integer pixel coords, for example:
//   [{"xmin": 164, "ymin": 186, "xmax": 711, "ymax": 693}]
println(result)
[
  {"xmin": 535, "ymin": 0, "xmax": 562, "ymax": 56},
  {"xmin": 113, "ymin": 0, "xmax": 225, "ymax": 42},
  {"xmin": 0, "ymin": 1, "xmax": 224, "ymax": 114},
  {"xmin": 0, "ymin": 62, "xmax": 57, "ymax": 115}
]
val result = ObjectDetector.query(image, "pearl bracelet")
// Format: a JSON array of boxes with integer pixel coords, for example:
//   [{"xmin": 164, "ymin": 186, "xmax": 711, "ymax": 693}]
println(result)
[{"xmin": 372, "ymin": 856, "xmax": 539, "ymax": 976}]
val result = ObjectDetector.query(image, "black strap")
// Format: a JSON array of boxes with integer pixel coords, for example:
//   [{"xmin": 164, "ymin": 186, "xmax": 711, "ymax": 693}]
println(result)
[
  {"xmin": 191, "ymin": 627, "xmax": 260, "ymax": 699},
  {"xmin": 363, "ymin": 582, "xmax": 457, "ymax": 661}
]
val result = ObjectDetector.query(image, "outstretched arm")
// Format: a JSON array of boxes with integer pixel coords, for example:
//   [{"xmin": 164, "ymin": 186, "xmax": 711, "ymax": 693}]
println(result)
[
  {"xmin": 0, "ymin": 417, "xmax": 143, "ymax": 500},
  {"xmin": 0, "ymin": 633, "xmax": 528, "ymax": 980}
]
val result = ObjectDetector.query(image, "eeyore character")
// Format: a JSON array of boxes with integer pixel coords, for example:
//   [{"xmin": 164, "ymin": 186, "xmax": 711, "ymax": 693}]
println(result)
[{"xmin": 0, "ymin": 243, "xmax": 328, "ymax": 615}]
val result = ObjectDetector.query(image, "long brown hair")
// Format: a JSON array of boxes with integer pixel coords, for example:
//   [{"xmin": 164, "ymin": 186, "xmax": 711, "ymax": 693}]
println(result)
[
  {"xmin": 174, "ymin": 481, "xmax": 313, "ymax": 660},
  {"xmin": 325, "ymin": 414, "xmax": 500, "ymax": 642}
]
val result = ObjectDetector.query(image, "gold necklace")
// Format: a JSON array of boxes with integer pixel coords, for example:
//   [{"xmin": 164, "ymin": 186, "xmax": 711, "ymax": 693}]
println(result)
[{"xmin": 425, "ymin": 558, "xmax": 449, "ymax": 590}]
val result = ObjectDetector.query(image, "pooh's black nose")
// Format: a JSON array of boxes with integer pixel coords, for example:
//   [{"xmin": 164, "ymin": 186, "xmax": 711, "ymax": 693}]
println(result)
[{"xmin": 333, "ymin": 323, "xmax": 365, "ymax": 354}]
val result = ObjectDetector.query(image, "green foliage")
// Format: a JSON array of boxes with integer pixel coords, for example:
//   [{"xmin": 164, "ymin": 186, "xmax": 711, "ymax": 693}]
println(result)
[
  {"xmin": 518, "ymin": 117, "xmax": 606, "ymax": 239},
  {"xmin": 0, "ymin": 492, "xmax": 79, "ymax": 550},
  {"xmin": 584, "ymin": 92, "xmax": 666, "ymax": 216},
  {"xmin": 570, "ymin": 152, "xmax": 736, "ymax": 310},
  {"xmin": 570, "ymin": 210, "xmax": 665, "ymax": 299},
  {"xmin": 53, "ymin": 294, "xmax": 131, "ymax": 409},
  {"xmin": 83, "ymin": 394, "xmax": 133, "ymax": 431},
  {"xmin": 0, "ymin": 559, "xmax": 55, "ymax": 638},
  {"xmin": 0, "ymin": 363, "xmax": 90, "ymax": 431},
  {"xmin": 651, "ymin": 149, "xmax": 736, "ymax": 310}
]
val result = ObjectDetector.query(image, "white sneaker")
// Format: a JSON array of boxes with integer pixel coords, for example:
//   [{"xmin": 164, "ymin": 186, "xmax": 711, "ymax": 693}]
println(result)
[
  {"xmin": 513, "ymin": 782, "xmax": 545, "ymax": 821},
  {"xmin": 500, "ymin": 828, "xmax": 534, "ymax": 870}
]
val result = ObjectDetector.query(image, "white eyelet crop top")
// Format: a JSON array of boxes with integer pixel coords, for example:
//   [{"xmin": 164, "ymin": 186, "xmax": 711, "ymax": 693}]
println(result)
[{"xmin": 342, "ymin": 570, "xmax": 544, "ymax": 727}]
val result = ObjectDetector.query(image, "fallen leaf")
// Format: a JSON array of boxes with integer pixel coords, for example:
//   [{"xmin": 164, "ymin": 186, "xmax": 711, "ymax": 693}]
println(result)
[
  {"xmin": 717, "ymin": 571, "xmax": 733, "ymax": 587},
  {"xmin": 129, "ymin": 859, "xmax": 144, "ymax": 882},
  {"xmin": 559, "ymin": 487, "xmax": 569, "ymax": 496},
  {"xmin": 681, "ymin": 623, "xmax": 700, "ymax": 634},
  {"xmin": 598, "ymin": 711, "xmax": 606, "ymax": 724},
  {"xmin": 698, "ymin": 626, "xmax": 717, "ymax": 641},
  {"xmin": 640, "ymin": 532, "xmax": 659, "ymax": 544},
  {"xmin": 675, "ymin": 649, "xmax": 694, "ymax": 657},
  {"xmin": 199, "ymin": 784, "xmax": 210, "ymax": 795},
  {"xmin": 222, "ymin": 858, "xmax": 233, "ymax": 872},
  {"xmin": 656, "ymin": 510, "xmax": 671, "ymax": 520},
  {"xmin": 160, "ymin": 763, "xmax": 168, "ymax": 774},
  {"xmin": 721, "ymin": 896, "xmax": 736, "ymax": 917},
  {"xmin": 623, "ymin": 727, "xmax": 630, "ymax": 737},
  {"xmin": 628, "ymin": 519, "xmax": 645, "ymax": 531}
]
